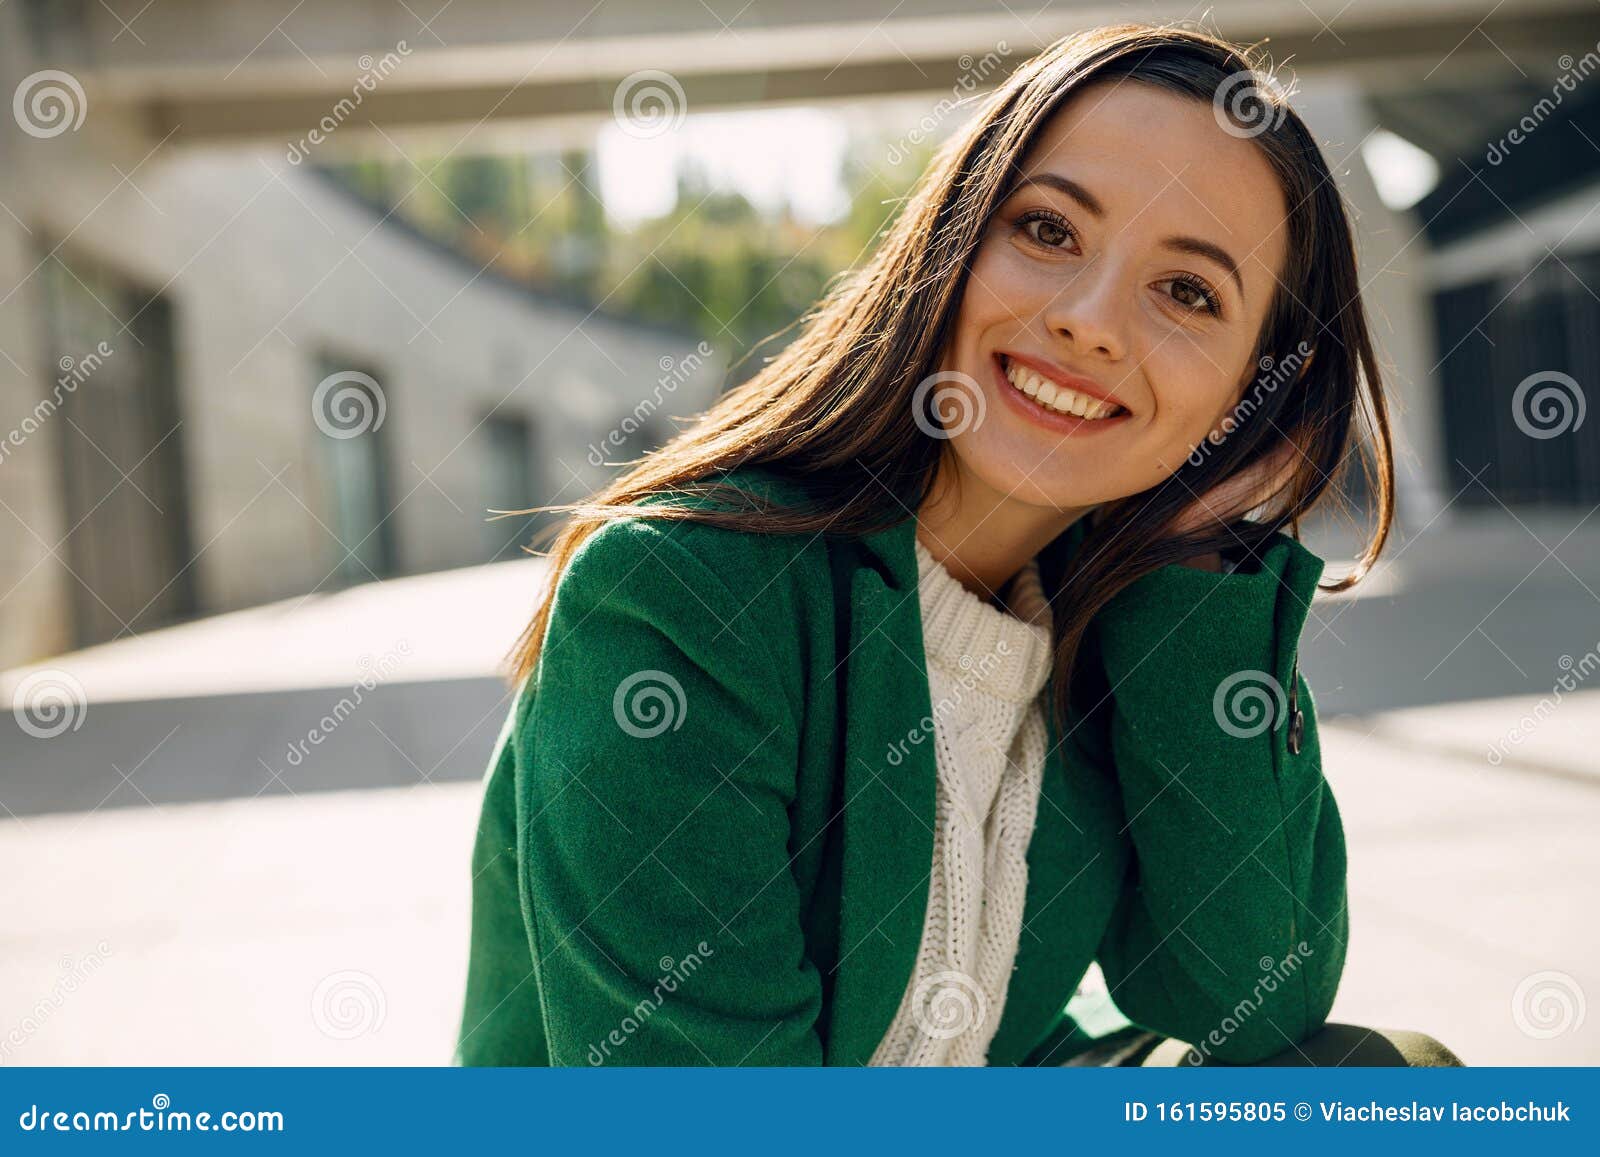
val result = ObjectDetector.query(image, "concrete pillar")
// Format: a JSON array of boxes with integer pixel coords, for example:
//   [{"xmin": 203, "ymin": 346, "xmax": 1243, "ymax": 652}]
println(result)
[
  {"xmin": 1291, "ymin": 72, "xmax": 1449, "ymax": 529},
  {"xmin": 0, "ymin": 6, "xmax": 74, "ymax": 666}
]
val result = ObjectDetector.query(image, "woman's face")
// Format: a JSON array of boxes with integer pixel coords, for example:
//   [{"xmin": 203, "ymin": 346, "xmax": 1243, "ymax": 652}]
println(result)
[{"xmin": 937, "ymin": 79, "xmax": 1291, "ymax": 513}]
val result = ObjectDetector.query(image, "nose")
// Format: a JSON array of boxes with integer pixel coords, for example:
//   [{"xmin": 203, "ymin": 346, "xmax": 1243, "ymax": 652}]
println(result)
[{"xmin": 1042, "ymin": 257, "xmax": 1129, "ymax": 362}]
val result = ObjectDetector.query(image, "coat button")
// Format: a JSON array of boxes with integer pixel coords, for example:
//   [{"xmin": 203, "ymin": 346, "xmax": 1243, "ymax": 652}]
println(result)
[{"xmin": 1285, "ymin": 653, "xmax": 1303, "ymax": 754}]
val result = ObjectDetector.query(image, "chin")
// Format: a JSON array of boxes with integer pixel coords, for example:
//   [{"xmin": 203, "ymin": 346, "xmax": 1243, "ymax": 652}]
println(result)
[{"xmin": 944, "ymin": 432, "xmax": 1112, "ymax": 513}]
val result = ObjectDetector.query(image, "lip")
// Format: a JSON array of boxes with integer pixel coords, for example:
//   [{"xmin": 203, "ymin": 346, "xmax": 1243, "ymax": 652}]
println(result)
[{"xmin": 991, "ymin": 351, "xmax": 1132, "ymax": 435}]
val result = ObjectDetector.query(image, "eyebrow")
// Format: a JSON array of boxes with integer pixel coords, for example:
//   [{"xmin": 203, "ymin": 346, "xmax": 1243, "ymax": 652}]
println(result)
[{"xmin": 1010, "ymin": 172, "xmax": 1248, "ymax": 301}]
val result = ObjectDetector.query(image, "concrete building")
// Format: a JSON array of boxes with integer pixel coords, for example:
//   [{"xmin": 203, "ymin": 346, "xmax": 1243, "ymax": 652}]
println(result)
[
  {"xmin": 0, "ymin": 8, "xmax": 723, "ymax": 668},
  {"xmin": 4, "ymin": 0, "xmax": 1597, "ymax": 667}
]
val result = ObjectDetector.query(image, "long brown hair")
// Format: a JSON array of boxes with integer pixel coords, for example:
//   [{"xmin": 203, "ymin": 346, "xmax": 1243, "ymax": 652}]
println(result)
[{"xmin": 505, "ymin": 22, "xmax": 1394, "ymax": 738}]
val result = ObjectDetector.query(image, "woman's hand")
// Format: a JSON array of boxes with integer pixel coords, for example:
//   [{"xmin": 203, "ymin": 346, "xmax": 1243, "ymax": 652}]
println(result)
[{"xmin": 1171, "ymin": 439, "xmax": 1299, "ymax": 570}]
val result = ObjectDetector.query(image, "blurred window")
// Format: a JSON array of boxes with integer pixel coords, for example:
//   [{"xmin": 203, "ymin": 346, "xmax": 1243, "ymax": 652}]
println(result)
[
  {"xmin": 481, "ymin": 413, "xmax": 537, "ymax": 562},
  {"xmin": 314, "ymin": 356, "xmax": 398, "ymax": 583}
]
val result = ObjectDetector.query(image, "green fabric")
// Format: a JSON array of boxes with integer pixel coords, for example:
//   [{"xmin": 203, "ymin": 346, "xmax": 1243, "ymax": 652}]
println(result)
[{"xmin": 455, "ymin": 462, "xmax": 1345, "ymax": 1067}]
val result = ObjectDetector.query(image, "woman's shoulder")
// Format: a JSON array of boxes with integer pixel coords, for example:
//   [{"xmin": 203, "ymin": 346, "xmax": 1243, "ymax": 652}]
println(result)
[
  {"xmin": 570, "ymin": 463, "xmax": 817, "ymax": 580},
  {"xmin": 535, "ymin": 465, "xmax": 832, "ymax": 731},
  {"xmin": 554, "ymin": 464, "xmax": 837, "ymax": 653}
]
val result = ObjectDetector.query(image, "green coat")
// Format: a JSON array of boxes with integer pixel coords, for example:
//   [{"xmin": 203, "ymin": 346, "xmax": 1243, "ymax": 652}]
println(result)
[{"xmin": 456, "ymin": 463, "xmax": 1345, "ymax": 1066}]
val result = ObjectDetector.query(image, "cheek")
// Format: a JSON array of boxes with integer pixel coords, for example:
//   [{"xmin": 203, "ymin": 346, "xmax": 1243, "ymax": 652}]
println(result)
[
  {"xmin": 1177, "ymin": 391, "xmax": 1244, "ymax": 466},
  {"xmin": 962, "ymin": 241, "xmax": 1050, "ymax": 332},
  {"xmin": 1146, "ymin": 329, "xmax": 1253, "ymax": 434},
  {"xmin": 1141, "ymin": 357, "xmax": 1246, "ymax": 470}
]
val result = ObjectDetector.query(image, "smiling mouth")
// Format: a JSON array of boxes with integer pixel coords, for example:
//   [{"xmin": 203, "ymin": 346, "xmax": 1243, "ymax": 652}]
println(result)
[{"xmin": 998, "ymin": 354, "xmax": 1127, "ymax": 420}]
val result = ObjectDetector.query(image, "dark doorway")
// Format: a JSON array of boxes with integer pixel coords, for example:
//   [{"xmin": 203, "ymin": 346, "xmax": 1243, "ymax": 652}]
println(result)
[
  {"xmin": 1435, "ymin": 253, "xmax": 1600, "ymax": 507},
  {"xmin": 39, "ymin": 247, "xmax": 195, "ymax": 648}
]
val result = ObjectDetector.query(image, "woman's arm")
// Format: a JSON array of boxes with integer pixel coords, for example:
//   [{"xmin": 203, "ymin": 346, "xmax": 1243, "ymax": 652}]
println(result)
[
  {"xmin": 1091, "ymin": 532, "xmax": 1347, "ymax": 1064},
  {"xmin": 472, "ymin": 517, "xmax": 824, "ymax": 1066}
]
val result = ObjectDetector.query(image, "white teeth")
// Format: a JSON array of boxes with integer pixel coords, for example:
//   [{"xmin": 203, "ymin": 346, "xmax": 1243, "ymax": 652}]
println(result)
[{"xmin": 1001, "ymin": 357, "xmax": 1122, "ymax": 419}]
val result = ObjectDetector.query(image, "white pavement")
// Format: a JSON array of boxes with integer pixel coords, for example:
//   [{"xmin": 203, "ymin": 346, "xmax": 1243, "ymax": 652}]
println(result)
[
  {"xmin": 1, "ymin": 715, "xmax": 1595, "ymax": 1066},
  {"xmin": 0, "ymin": 557, "xmax": 550, "ymax": 706}
]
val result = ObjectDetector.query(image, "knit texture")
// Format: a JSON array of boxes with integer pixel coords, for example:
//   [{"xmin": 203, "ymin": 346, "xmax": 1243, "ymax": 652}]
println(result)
[{"xmin": 868, "ymin": 536, "xmax": 1056, "ymax": 1066}]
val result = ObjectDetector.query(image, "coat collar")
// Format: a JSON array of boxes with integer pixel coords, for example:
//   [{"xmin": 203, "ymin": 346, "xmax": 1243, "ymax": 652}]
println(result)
[
  {"xmin": 721, "ymin": 464, "xmax": 1090, "ymax": 1065},
  {"xmin": 826, "ymin": 508, "xmax": 935, "ymax": 1064},
  {"xmin": 827, "ymin": 499, "xmax": 1097, "ymax": 1065}
]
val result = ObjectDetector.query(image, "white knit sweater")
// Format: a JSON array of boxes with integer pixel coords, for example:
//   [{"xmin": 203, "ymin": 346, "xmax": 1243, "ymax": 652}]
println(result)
[{"xmin": 868, "ymin": 534, "xmax": 1056, "ymax": 1066}]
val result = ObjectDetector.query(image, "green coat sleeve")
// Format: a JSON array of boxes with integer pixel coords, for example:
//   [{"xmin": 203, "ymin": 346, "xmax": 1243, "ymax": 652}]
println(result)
[
  {"xmin": 1091, "ymin": 534, "xmax": 1347, "ymax": 1064},
  {"xmin": 456, "ymin": 699, "xmax": 549, "ymax": 1065},
  {"xmin": 502, "ymin": 517, "xmax": 824, "ymax": 1065}
]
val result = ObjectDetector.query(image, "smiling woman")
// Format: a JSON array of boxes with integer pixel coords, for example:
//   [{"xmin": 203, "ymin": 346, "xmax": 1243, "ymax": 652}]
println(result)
[
  {"xmin": 456, "ymin": 23, "xmax": 1459, "ymax": 1068},
  {"xmin": 949, "ymin": 79, "xmax": 1291, "ymax": 513}
]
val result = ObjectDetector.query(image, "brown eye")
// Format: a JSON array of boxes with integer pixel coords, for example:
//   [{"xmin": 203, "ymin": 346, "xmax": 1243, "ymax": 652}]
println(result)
[
  {"xmin": 1031, "ymin": 218, "xmax": 1070, "ymax": 247},
  {"xmin": 1016, "ymin": 210, "xmax": 1077, "ymax": 251},
  {"xmin": 1162, "ymin": 275, "xmax": 1221, "ymax": 316}
]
